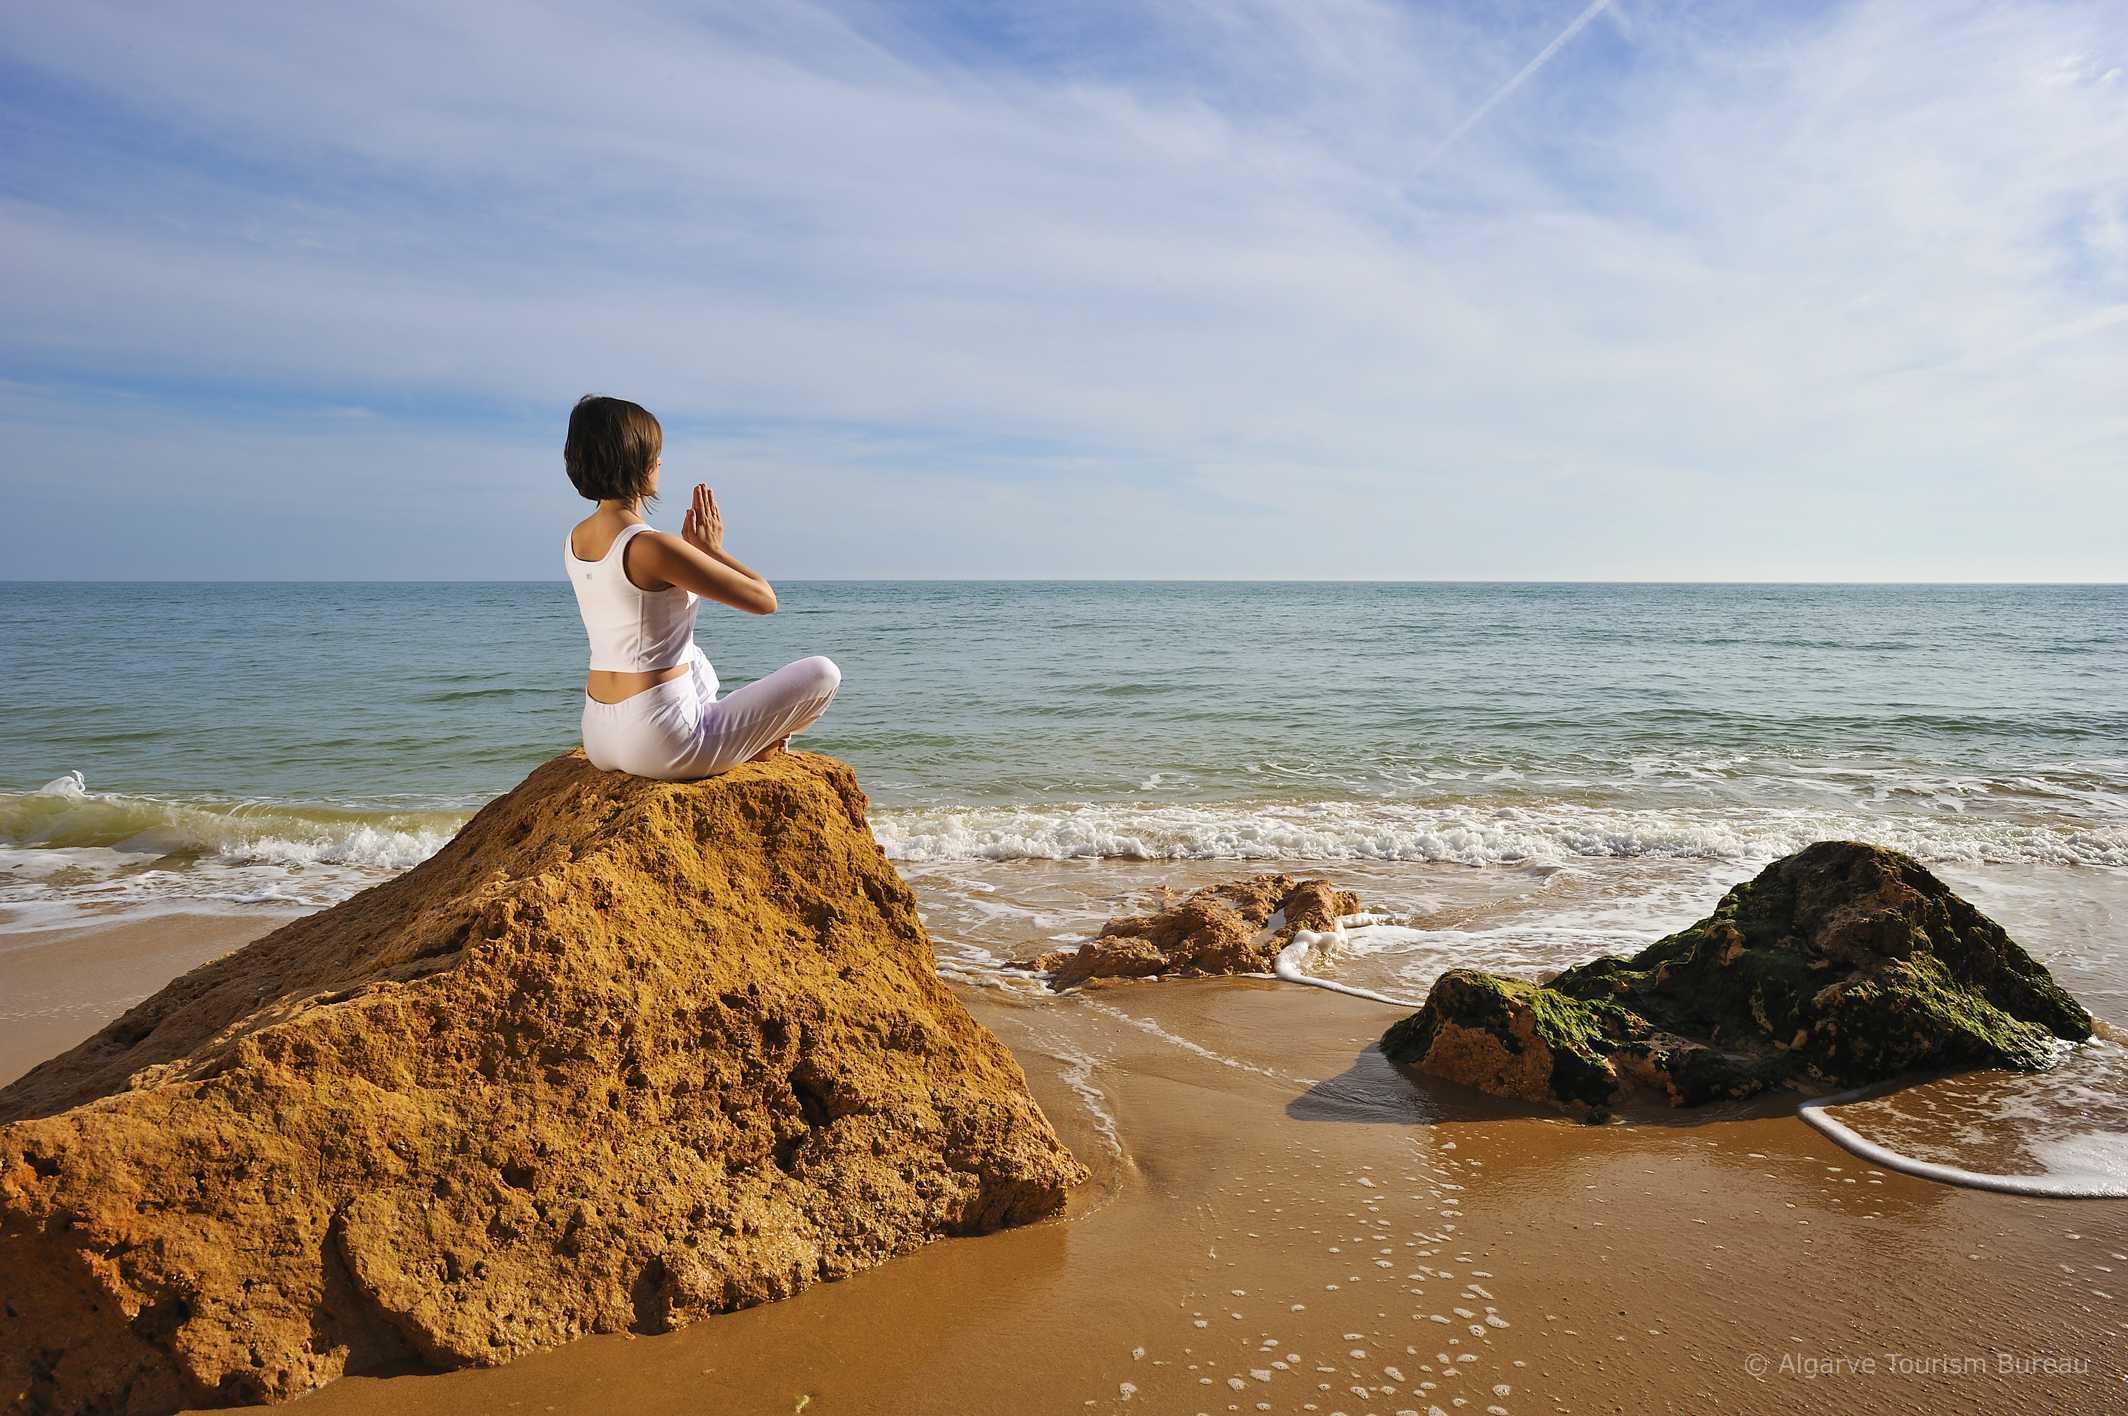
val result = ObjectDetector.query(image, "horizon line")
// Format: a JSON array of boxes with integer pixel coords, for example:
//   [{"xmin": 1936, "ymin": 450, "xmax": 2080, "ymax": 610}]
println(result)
[{"xmin": 3, "ymin": 578, "xmax": 2125, "ymax": 588}]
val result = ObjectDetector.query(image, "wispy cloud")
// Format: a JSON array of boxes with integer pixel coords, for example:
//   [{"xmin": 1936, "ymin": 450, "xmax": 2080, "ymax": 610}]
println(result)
[{"xmin": 0, "ymin": 0, "xmax": 2123, "ymax": 579}]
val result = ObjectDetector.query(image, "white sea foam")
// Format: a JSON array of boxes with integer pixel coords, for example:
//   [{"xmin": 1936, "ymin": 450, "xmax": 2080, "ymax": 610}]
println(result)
[
  {"xmin": 0, "ymin": 849, "xmax": 409, "ymax": 932},
  {"xmin": 8, "ymin": 779, "xmax": 2124, "ymax": 917},
  {"xmin": 929, "ymin": 939, "xmax": 1052, "ymax": 996},
  {"xmin": 1045, "ymin": 1031, "xmax": 1123, "ymax": 1159},
  {"xmin": 871, "ymin": 800, "xmax": 2128, "ymax": 868},
  {"xmin": 225, "ymin": 825, "xmax": 452, "ymax": 871},
  {"xmin": 1275, "ymin": 924, "xmax": 1429, "ymax": 1008},
  {"xmin": 1799, "ymin": 1086, "xmax": 2128, "ymax": 1199}
]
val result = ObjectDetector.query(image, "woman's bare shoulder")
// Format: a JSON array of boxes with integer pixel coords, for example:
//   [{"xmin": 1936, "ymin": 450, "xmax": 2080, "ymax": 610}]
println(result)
[{"xmin": 570, "ymin": 511, "xmax": 644, "ymax": 562}]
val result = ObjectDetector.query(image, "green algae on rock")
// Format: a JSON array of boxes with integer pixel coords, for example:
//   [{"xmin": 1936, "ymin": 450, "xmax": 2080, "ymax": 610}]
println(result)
[{"xmin": 1381, "ymin": 841, "xmax": 2094, "ymax": 1119}]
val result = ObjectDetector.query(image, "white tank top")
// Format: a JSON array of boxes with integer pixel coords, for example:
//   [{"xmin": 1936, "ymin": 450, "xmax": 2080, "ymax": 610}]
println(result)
[{"xmin": 565, "ymin": 522, "xmax": 699, "ymax": 672}]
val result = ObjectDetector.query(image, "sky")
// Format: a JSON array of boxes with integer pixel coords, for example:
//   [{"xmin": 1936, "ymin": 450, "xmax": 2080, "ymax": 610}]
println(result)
[{"xmin": 1, "ymin": 0, "xmax": 2124, "ymax": 581}]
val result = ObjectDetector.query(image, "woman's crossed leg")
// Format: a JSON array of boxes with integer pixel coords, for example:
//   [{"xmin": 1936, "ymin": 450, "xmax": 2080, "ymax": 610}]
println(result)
[{"xmin": 678, "ymin": 655, "xmax": 841, "ymax": 775}]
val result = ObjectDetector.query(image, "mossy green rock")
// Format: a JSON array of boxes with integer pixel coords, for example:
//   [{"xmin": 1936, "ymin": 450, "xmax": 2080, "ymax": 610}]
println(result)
[{"xmin": 1381, "ymin": 841, "xmax": 2093, "ymax": 1119}]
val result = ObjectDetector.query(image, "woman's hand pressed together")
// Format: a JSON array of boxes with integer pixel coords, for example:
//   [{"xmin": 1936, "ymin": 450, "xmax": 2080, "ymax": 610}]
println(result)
[{"xmin": 683, "ymin": 483, "xmax": 724, "ymax": 554}]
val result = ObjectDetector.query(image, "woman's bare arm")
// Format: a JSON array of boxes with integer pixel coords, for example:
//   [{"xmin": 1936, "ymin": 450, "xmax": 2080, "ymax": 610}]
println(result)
[{"xmin": 629, "ymin": 485, "xmax": 778, "ymax": 615}]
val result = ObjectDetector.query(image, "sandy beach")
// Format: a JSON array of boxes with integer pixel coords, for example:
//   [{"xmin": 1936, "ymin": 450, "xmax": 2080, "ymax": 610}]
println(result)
[
  {"xmin": 0, "ymin": 913, "xmax": 287, "ymax": 1088},
  {"xmin": 5, "ymin": 906, "xmax": 2120, "ymax": 1416}
]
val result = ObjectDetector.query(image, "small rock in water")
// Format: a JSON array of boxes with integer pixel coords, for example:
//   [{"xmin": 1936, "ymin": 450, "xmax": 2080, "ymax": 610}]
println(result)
[{"xmin": 1033, "ymin": 875, "xmax": 1365, "ymax": 986}]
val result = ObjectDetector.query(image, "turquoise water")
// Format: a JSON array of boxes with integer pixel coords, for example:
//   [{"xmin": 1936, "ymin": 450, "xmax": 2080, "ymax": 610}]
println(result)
[{"xmin": 3, "ymin": 579, "xmax": 2126, "ymax": 1189}]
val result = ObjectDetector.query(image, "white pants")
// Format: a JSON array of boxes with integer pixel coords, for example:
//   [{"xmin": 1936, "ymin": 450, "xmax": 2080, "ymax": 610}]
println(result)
[{"xmin": 581, "ymin": 644, "xmax": 841, "ymax": 780}]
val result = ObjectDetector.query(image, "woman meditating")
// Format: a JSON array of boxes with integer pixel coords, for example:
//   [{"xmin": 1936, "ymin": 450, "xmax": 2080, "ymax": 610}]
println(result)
[{"xmin": 563, "ymin": 395, "xmax": 840, "ymax": 779}]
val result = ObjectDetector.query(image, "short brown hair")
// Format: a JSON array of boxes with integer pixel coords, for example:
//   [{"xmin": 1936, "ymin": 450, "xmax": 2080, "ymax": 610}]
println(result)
[{"xmin": 564, "ymin": 395, "xmax": 662, "ymax": 502}]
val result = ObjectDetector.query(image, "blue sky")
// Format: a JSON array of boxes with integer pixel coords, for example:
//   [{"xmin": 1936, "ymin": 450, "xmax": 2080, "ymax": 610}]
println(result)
[{"xmin": 2, "ymin": 0, "xmax": 2123, "ymax": 580}]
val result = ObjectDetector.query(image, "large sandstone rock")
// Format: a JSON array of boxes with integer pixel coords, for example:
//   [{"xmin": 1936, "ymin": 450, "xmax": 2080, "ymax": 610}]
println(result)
[
  {"xmin": 0, "ymin": 752, "xmax": 1085, "ymax": 1413},
  {"xmin": 1034, "ymin": 874, "xmax": 1361, "ymax": 988},
  {"xmin": 1382, "ymin": 841, "xmax": 2092, "ymax": 1119}
]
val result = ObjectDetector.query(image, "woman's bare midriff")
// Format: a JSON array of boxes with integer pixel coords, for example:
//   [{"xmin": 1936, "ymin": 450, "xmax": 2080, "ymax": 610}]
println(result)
[
  {"xmin": 574, "ymin": 516, "xmax": 692, "ymax": 704},
  {"xmin": 585, "ymin": 664, "xmax": 690, "ymax": 705}
]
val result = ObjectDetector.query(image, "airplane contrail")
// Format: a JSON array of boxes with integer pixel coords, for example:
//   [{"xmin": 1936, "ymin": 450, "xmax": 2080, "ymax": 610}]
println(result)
[{"xmin": 1423, "ymin": 0, "xmax": 1614, "ymax": 168}]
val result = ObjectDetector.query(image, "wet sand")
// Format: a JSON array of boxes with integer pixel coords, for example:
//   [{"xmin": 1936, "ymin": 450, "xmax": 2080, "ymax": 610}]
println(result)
[{"xmin": 5, "ymin": 912, "xmax": 2124, "ymax": 1414}]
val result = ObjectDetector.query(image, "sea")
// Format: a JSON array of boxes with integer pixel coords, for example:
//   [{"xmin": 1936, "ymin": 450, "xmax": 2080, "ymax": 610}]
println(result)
[{"xmin": 3, "ymin": 581, "xmax": 2124, "ymax": 1189}]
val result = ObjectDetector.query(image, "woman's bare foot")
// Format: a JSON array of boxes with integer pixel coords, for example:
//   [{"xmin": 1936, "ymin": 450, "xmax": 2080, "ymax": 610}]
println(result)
[{"xmin": 748, "ymin": 735, "xmax": 792, "ymax": 763}]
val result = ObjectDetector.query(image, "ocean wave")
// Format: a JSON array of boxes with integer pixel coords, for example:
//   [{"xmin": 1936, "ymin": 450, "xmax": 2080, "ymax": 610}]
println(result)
[
  {"xmin": 871, "ymin": 801, "xmax": 2128, "ymax": 868},
  {"xmin": 0, "ymin": 786, "xmax": 462, "ymax": 872}
]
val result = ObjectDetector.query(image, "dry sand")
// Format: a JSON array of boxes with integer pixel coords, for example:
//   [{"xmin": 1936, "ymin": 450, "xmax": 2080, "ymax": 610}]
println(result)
[
  {"xmin": 0, "ymin": 911, "xmax": 279, "ymax": 1086},
  {"xmin": 5, "ymin": 912, "xmax": 2122, "ymax": 1414}
]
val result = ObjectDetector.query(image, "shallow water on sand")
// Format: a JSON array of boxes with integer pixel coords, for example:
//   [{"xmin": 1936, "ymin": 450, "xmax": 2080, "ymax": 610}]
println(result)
[{"xmin": 908, "ymin": 855, "xmax": 2128, "ymax": 1198}]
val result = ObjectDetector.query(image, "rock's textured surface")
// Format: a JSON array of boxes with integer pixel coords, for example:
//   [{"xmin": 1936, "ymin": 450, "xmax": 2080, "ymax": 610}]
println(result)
[
  {"xmin": 0, "ymin": 752, "xmax": 1085, "ymax": 1413},
  {"xmin": 1382, "ymin": 841, "xmax": 2093, "ymax": 1119},
  {"xmin": 1034, "ymin": 874, "xmax": 1361, "ymax": 988}
]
